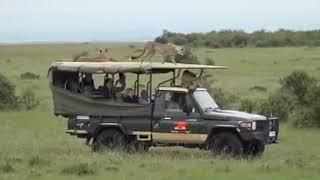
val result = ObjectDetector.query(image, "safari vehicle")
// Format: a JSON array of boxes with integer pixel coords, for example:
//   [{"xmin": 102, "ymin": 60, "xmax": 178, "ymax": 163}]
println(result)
[{"xmin": 48, "ymin": 62, "xmax": 279, "ymax": 157}]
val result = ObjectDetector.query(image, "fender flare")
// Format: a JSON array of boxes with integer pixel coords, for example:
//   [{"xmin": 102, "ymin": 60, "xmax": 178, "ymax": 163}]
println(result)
[
  {"xmin": 92, "ymin": 122, "xmax": 127, "ymax": 137},
  {"xmin": 206, "ymin": 126, "xmax": 240, "ymax": 143}
]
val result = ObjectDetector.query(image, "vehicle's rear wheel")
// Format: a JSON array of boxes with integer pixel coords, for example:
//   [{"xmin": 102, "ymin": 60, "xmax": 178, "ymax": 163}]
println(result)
[
  {"xmin": 243, "ymin": 141, "xmax": 265, "ymax": 157},
  {"xmin": 135, "ymin": 143, "xmax": 150, "ymax": 152},
  {"xmin": 210, "ymin": 132, "xmax": 243, "ymax": 157},
  {"xmin": 92, "ymin": 129, "xmax": 127, "ymax": 152}
]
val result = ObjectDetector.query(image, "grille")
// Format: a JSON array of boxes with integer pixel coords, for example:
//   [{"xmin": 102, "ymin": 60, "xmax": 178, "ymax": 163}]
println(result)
[{"xmin": 256, "ymin": 120, "xmax": 269, "ymax": 132}]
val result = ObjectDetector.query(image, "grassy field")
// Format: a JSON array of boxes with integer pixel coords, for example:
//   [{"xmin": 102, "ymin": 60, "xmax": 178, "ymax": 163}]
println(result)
[{"xmin": 0, "ymin": 43, "xmax": 320, "ymax": 179}]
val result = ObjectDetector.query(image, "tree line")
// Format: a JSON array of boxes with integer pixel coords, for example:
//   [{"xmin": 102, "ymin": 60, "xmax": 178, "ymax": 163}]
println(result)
[{"xmin": 155, "ymin": 29, "xmax": 320, "ymax": 48}]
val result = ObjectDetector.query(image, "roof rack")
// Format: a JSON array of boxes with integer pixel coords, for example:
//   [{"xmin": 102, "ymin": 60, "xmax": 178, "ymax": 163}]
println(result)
[{"xmin": 51, "ymin": 61, "xmax": 227, "ymax": 74}]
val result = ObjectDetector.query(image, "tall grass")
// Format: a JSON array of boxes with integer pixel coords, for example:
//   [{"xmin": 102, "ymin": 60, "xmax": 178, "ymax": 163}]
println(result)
[{"xmin": 1, "ymin": 44, "xmax": 320, "ymax": 179}]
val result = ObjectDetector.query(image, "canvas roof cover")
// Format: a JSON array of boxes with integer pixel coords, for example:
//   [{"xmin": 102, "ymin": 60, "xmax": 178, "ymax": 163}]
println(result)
[{"xmin": 51, "ymin": 62, "xmax": 227, "ymax": 74}]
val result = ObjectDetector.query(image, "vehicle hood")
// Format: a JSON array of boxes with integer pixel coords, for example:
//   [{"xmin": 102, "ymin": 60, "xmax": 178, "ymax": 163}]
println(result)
[{"xmin": 205, "ymin": 109, "xmax": 267, "ymax": 121}]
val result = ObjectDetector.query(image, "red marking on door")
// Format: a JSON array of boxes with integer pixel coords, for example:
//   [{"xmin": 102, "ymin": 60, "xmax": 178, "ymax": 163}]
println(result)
[{"xmin": 174, "ymin": 121, "xmax": 189, "ymax": 131}]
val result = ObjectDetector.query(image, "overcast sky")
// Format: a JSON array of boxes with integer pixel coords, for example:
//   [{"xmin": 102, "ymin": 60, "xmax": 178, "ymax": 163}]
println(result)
[{"xmin": 1, "ymin": 0, "xmax": 319, "ymax": 43}]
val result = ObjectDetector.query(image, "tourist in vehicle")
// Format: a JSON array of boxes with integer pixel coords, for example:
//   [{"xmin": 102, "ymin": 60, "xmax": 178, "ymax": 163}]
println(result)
[
  {"xmin": 114, "ymin": 73, "xmax": 126, "ymax": 93},
  {"xmin": 65, "ymin": 77, "xmax": 79, "ymax": 93},
  {"xmin": 102, "ymin": 78, "xmax": 114, "ymax": 99},
  {"xmin": 138, "ymin": 89, "xmax": 150, "ymax": 104},
  {"xmin": 122, "ymin": 88, "xmax": 139, "ymax": 103},
  {"xmin": 82, "ymin": 73, "xmax": 95, "ymax": 95}
]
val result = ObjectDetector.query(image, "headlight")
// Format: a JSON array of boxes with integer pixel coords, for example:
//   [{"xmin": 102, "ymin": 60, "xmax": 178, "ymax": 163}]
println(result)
[
  {"xmin": 252, "ymin": 121, "xmax": 256, "ymax": 130},
  {"xmin": 239, "ymin": 121, "xmax": 256, "ymax": 130},
  {"xmin": 269, "ymin": 120, "xmax": 273, "ymax": 130}
]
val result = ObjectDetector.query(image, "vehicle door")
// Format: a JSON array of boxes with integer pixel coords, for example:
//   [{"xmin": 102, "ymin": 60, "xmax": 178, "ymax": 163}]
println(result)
[{"xmin": 152, "ymin": 90, "xmax": 207, "ymax": 143}]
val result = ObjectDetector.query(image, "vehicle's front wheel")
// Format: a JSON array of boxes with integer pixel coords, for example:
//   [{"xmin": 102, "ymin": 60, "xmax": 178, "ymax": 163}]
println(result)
[
  {"xmin": 92, "ymin": 129, "xmax": 127, "ymax": 152},
  {"xmin": 210, "ymin": 132, "xmax": 243, "ymax": 157},
  {"xmin": 243, "ymin": 141, "xmax": 265, "ymax": 157}
]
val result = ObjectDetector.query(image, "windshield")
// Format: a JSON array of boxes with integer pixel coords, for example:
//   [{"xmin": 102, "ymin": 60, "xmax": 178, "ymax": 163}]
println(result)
[{"xmin": 193, "ymin": 90, "xmax": 219, "ymax": 111}]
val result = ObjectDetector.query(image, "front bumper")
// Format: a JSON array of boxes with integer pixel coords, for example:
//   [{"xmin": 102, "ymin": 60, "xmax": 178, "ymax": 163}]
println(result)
[
  {"xmin": 239, "ymin": 130, "xmax": 278, "ymax": 144},
  {"xmin": 240, "ymin": 131, "xmax": 269, "ymax": 144},
  {"xmin": 240, "ymin": 117, "xmax": 279, "ymax": 144}
]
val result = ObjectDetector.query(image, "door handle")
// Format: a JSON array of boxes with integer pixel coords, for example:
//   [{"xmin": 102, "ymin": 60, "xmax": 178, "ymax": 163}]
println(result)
[{"xmin": 163, "ymin": 117, "xmax": 172, "ymax": 120}]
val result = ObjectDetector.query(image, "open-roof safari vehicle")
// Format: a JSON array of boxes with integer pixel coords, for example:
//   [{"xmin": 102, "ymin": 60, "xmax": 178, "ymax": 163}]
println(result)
[{"xmin": 49, "ymin": 62, "xmax": 279, "ymax": 157}]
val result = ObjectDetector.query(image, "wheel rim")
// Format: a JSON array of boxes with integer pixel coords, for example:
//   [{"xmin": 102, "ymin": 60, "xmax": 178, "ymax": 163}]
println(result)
[
  {"xmin": 97, "ymin": 133, "xmax": 124, "ymax": 150},
  {"xmin": 218, "ymin": 142, "xmax": 233, "ymax": 154},
  {"xmin": 212, "ymin": 138, "xmax": 236, "ymax": 155}
]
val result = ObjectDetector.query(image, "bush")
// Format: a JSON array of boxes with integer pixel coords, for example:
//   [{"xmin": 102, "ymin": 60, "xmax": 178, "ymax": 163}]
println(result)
[
  {"xmin": 61, "ymin": 163, "xmax": 96, "ymax": 176},
  {"xmin": 19, "ymin": 88, "xmax": 39, "ymax": 110},
  {"xmin": 0, "ymin": 161, "xmax": 14, "ymax": 173},
  {"xmin": 311, "ymin": 86, "xmax": 320, "ymax": 116},
  {"xmin": 296, "ymin": 85, "xmax": 320, "ymax": 128},
  {"xmin": 199, "ymin": 72, "xmax": 238, "ymax": 109},
  {"xmin": 239, "ymin": 99, "xmax": 256, "ymax": 113},
  {"xmin": 20, "ymin": 72, "xmax": 40, "ymax": 80},
  {"xmin": 154, "ymin": 36, "xmax": 168, "ymax": 44},
  {"xmin": 291, "ymin": 107, "xmax": 318, "ymax": 128},
  {"xmin": 258, "ymin": 90, "xmax": 296, "ymax": 121},
  {"xmin": 0, "ymin": 73, "xmax": 17, "ymax": 109},
  {"xmin": 155, "ymin": 29, "xmax": 320, "ymax": 48},
  {"xmin": 205, "ymin": 57, "xmax": 215, "ymax": 65},
  {"xmin": 208, "ymin": 87, "xmax": 237, "ymax": 109},
  {"xmin": 28, "ymin": 156, "xmax": 50, "ymax": 167},
  {"xmin": 280, "ymin": 70, "xmax": 316, "ymax": 105},
  {"xmin": 128, "ymin": 44, "xmax": 136, "ymax": 49},
  {"xmin": 73, "ymin": 51, "xmax": 89, "ymax": 62}
]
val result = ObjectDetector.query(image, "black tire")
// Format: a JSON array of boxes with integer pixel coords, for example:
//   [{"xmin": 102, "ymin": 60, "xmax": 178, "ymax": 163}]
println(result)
[
  {"xmin": 135, "ymin": 143, "xmax": 150, "ymax": 152},
  {"xmin": 92, "ymin": 129, "xmax": 127, "ymax": 152},
  {"xmin": 243, "ymin": 141, "xmax": 265, "ymax": 157},
  {"xmin": 210, "ymin": 132, "xmax": 243, "ymax": 157},
  {"xmin": 125, "ymin": 137, "xmax": 150, "ymax": 153}
]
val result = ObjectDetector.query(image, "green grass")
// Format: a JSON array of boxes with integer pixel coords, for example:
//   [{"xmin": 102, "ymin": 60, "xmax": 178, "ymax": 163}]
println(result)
[{"xmin": 1, "ymin": 43, "xmax": 320, "ymax": 179}]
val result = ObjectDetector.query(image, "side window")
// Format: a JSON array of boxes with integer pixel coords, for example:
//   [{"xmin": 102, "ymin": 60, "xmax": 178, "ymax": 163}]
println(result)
[
  {"xmin": 164, "ymin": 92, "xmax": 186, "ymax": 113},
  {"xmin": 185, "ymin": 94, "xmax": 198, "ymax": 113}
]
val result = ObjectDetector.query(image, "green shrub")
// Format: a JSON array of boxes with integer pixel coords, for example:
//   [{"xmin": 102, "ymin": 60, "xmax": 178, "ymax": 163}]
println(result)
[
  {"xmin": 312, "ymin": 85, "xmax": 320, "ymax": 108},
  {"xmin": 0, "ymin": 73, "xmax": 17, "ymax": 109},
  {"xmin": 280, "ymin": 70, "xmax": 316, "ymax": 105},
  {"xmin": 239, "ymin": 99, "xmax": 256, "ymax": 113},
  {"xmin": 19, "ymin": 88, "xmax": 39, "ymax": 110},
  {"xmin": 0, "ymin": 161, "xmax": 14, "ymax": 173},
  {"xmin": 296, "ymin": 86, "xmax": 320, "ymax": 128},
  {"xmin": 154, "ymin": 36, "xmax": 168, "ymax": 44},
  {"xmin": 20, "ymin": 72, "xmax": 40, "ymax": 80},
  {"xmin": 200, "ymin": 72, "xmax": 237, "ymax": 109},
  {"xmin": 258, "ymin": 90, "xmax": 296, "ymax": 121},
  {"xmin": 205, "ymin": 57, "xmax": 215, "ymax": 65},
  {"xmin": 28, "ymin": 156, "xmax": 50, "ymax": 167},
  {"xmin": 291, "ymin": 107, "xmax": 318, "ymax": 128},
  {"xmin": 208, "ymin": 87, "xmax": 237, "ymax": 109},
  {"xmin": 155, "ymin": 29, "xmax": 320, "ymax": 48},
  {"xmin": 128, "ymin": 44, "xmax": 136, "ymax": 49},
  {"xmin": 285, "ymin": 157, "xmax": 307, "ymax": 168},
  {"xmin": 61, "ymin": 163, "xmax": 96, "ymax": 176}
]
